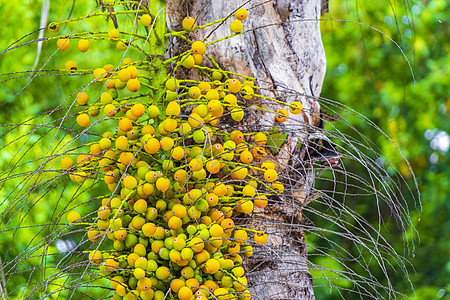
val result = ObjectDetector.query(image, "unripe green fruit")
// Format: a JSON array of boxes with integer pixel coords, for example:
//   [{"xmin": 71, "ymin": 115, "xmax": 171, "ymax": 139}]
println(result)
[
  {"xmin": 181, "ymin": 248, "xmax": 194, "ymax": 260},
  {"xmin": 159, "ymin": 247, "xmax": 170, "ymax": 260},
  {"xmin": 147, "ymin": 105, "xmax": 160, "ymax": 119},
  {"xmin": 155, "ymin": 266, "xmax": 170, "ymax": 280},
  {"xmin": 212, "ymin": 71, "xmax": 223, "ymax": 81},
  {"xmin": 146, "ymin": 259, "xmax": 158, "ymax": 272},
  {"xmin": 193, "ymin": 130, "xmax": 205, "ymax": 143},
  {"xmin": 162, "ymin": 160, "xmax": 174, "ymax": 171},
  {"xmin": 125, "ymin": 233, "xmax": 138, "ymax": 248},
  {"xmin": 195, "ymin": 198, "xmax": 209, "ymax": 212},
  {"xmin": 173, "ymin": 237, "xmax": 186, "ymax": 251},
  {"xmin": 186, "ymin": 225, "xmax": 197, "ymax": 235}
]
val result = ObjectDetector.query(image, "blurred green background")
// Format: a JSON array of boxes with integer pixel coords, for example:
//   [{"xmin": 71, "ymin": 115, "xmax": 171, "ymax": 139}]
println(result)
[
  {"xmin": 0, "ymin": 0, "xmax": 448, "ymax": 299},
  {"xmin": 316, "ymin": 0, "xmax": 449, "ymax": 299}
]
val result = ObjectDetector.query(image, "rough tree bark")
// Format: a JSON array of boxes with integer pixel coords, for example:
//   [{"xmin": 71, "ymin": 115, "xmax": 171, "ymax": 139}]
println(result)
[{"xmin": 166, "ymin": 1, "xmax": 326, "ymax": 299}]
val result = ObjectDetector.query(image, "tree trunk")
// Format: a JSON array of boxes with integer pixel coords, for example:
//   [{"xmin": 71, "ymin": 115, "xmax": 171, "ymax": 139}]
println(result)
[{"xmin": 166, "ymin": 0, "xmax": 326, "ymax": 298}]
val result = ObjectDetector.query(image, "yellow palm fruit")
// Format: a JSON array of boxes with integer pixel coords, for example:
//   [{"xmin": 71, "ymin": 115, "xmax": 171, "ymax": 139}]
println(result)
[
  {"xmin": 230, "ymin": 20, "xmax": 243, "ymax": 33},
  {"xmin": 93, "ymin": 67, "xmax": 107, "ymax": 80},
  {"xmin": 76, "ymin": 113, "xmax": 90, "ymax": 127},
  {"xmin": 65, "ymin": 60, "xmax": 78, "ymax": 73},
  {"xmin": 78, "ymin": 39, "xmax": 89, "ymax": 52},
  {"xmin": 188, "ymin": 86, "xmax": 201, "ymax": 99},
  {"xmin": 264, "ymin": 169, "xmax": 278, "ymax": 182},
  {"xmin": 254, "ymin": 195, "xmax": 268, "ymax": 208},
  {"xmin": 254, "ymin": 132, "xmax": 267, "ymax": 145},
  {"xmin": 131, "ymin": 103, "xmax": 146, "ymax": 117},
  {"xmin": 182, "ymin": 16, "xmax": 196, "ymax": 31},
  {"xmin": 235, "ymin": 8, "xmax": 249, "ymax": 20},
  {"xmin": 107, "ymin": 28, "xmax": 120, "ymax": 40},
  {"xmin": 182, "ymin": 55, "xmax": 195, "ymax": 69},
  {"xmin": 289, "ymin": 101, "xmax": 303, "ymax": 114},
  {"xmin": 127, "ymin": 78, "xmax": 141, "ymax": 92},
  {"xmin": 88, "ymin": 250, "xmax": 102, "ymax": 265},
  {"xmin": 145, "ymin": 138, "xmax": 160, "ymax": 154},
  {"xmin": 227, "ymin": 79, "xmax": 241, "ymax": 93},
  {"xmin": 118, "ymin": 68, "xmax": 131, "ymax": 82},
  {"xmin": 61, "ymin": 157, "xmax": 74, "ymax": 170},
  {"xmin": 231, "ymin": 107, "xmax": 244, "ymax": 121},
  {"xmin": 57, "ymin": 38, "xmax": 70, "ymax": 50},
  {"xmin": 140, "ymin": 14, "xmax": 152, "ymax": 26},
  {"xmin": 254, "ymin": 231, "xmax": 269, "ymax": 245},
  {"xmin": 76, "ymin": 92, "xmax": 89, "ymax": 105},
  {"xmin": 67, "ymin": 211, "xmax": 81, "ymax": 224},
  {"xmin": 275, "ymin": 108, "xmax": 289, "ymax": 123}
]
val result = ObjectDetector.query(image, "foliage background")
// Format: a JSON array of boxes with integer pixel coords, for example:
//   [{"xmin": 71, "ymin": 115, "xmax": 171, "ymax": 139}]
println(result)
[{"xmin": 0, "ymin": 0, "xmax": 448, "ymax": 299}]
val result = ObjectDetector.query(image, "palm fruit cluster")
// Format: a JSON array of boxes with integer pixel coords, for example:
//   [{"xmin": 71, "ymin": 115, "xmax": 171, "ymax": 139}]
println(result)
[{"xmin": 53, "ymin": 3, "xmax": 303, "ymax": 299}]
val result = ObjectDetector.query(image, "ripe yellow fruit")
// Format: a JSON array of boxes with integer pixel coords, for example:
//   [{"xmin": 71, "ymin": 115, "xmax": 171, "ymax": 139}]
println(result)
[
  {"xmin": 93, "ymin": 68, "xmax": 107, "ymax": 80},
  {"xmin": 123, "ymin": 174, "xmax": 137, "ymax": 190},
  {"xmin": 131, "ymin": 103, "xmax": 146, "ymax": 117},
  {"xmin": 65, "ymin": 60, "xmax": 78, "ymax": 73},
  {"xmin": 231, "ymin": 107, "xmax": 244, "ymax": 121},
  {"xmin": 275, "ymin": 108, "xmax": 289, "ymax": 123},
  {"xmin": 88, "ymin": 250, "xmax": 103, "ymax": 265},
  {"xmin": 227, "ymin": 79, "xmax": 241, "ymax": 93},
  {"xmin": 127, "ymin": 78, "xmax": 141, "ymax": 92},
  {"xmin": 115, "ymin": 135, "xmax": 128, "ymax": 151},
  {"xmin": 235, "ymin": 8, "xmax": 249, "ymax": 21},
  {"xmin": 119, "ymin": 117, "xmax": 133, "ymax": 132},
  {"xmin": 230, "ymin": 20, "xmax": 243, "ymax": 33},
  {"xmin": 127, "ymin": 65, "xmax": 138, "ymax": 78},
  {"xmin": 191, "ymin": 41, "xmax": 205, "ymax": 55},
  {"xmin": 107, "ymin": 28, "xmax": 120, "ymax": 40},
  {"xmin": 206, "ymin": 160, "xmax": 221, "ymax": 174},
  {"xmin": 239, "ymin": 150, "xmax": 253, "ymax": 164},
  {"xmin": 189, "ymin": 158, "xmax": 203, "ymax": 172},
  {"xmin": 160, "ymin": 136, "xmax": 174, "ymax": 151},
  {"xmin": 57, "ymin": 38, "xmax": 70, "ymax": 50},
  {"xmin": 182, "ymin": 16, "xmax": 196, "ymax": 31},
  {"xmin": 76, "ymin": 113, "xmax": 90, "ymax": 127},
  {"xmin": 118, "ymin": 68, "xmax": 131, "ymax": 82},
  {"xmin": 78, "ymin": 39, "xmax": 89, "ymax": 52},
  {"xmin": 178, "ymin": 286, "xmax": 193, "ymax": 300},
  {"xmin": 188, "ymin": 113, "xmax": 204, "ymax": 128},
  {"xmin": 289, "ymin": 101, "xmax": 303, "ymax": 114},
  {"xmin": 193, "ymin": 54, "xmax": 203, "ymax": 65},
  {"xmin": 140, "ymin": 14, "xmax": 152, "ymax": 26},
  {"xmin": 116, "ymin": 40, "xmax": 128, "ymax": 51},
  {"xmin": 67, "ymin": 211, "xmax": 81, "ymax": 224},
  {"xmin": 254, "ymin": 132, "xmax": 267, "ymax": 145},
  {"xmin": 254, "ymin": 195, "xmax": 268, "ymax": 208},
  {"xmin": 241, "ymin": 85, "xmax": 254, "ymax": 99},
  {"xmin": 204, "ymin": 258, "xmax": 220, "ymax": 274},
  {"xmin": 166, "ymin": 101, "xmax": 181, "ymax": 116},
  {"xmin": 163, "ymin": 118, "xmax": 177, "ymax": 133},
  {"xmin": 182, "ymin": 55, "xmax": 195, "ymax": 69},
  {"xmin": 156, "ymin": 177, "xmax": 170, "ymax": 192},
  {"xmin": 264, "ymin": 169, "xmax": 278, "ymax": 182},
  {"xmin": 254, "ymin": 231, "xmax": 269, "ymax": 245},
  {"xmin": 76, "ymin": 92, "xmax": 89, "ymax": 105},
  {"xmin": 61, "ymin": 156, "xmax": 74, "ymax": 170}
]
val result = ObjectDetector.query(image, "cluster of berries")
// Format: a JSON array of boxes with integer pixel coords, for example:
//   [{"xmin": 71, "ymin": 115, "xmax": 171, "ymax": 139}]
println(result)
[{"xmin": 51, "ymin": 3, "xmax": 303, "ymax": 300}]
